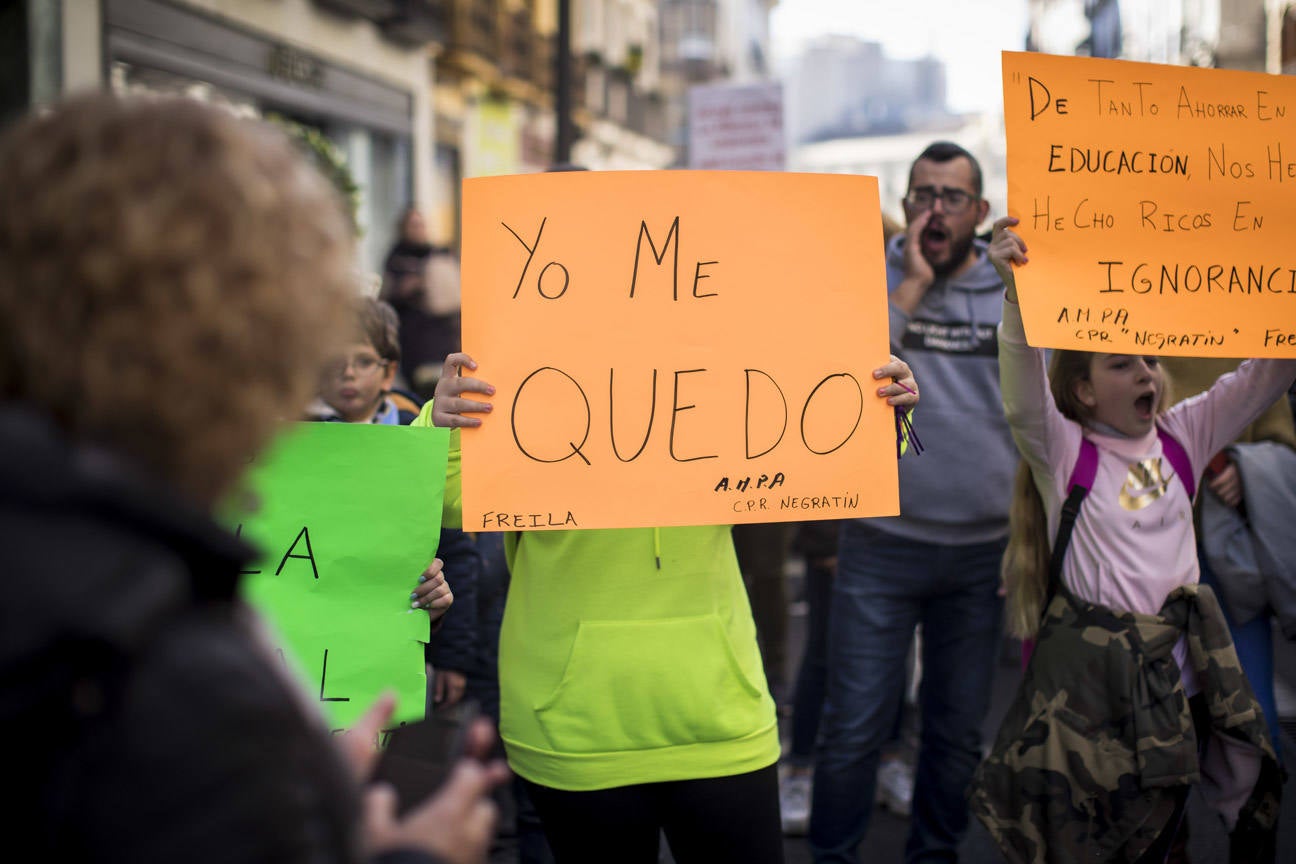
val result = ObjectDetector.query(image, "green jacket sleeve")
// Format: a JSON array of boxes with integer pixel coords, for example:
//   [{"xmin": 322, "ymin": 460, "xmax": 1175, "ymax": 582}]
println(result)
[{"xmin": 412, "ymin": 403, "xmax": 463, "ymax": 529}]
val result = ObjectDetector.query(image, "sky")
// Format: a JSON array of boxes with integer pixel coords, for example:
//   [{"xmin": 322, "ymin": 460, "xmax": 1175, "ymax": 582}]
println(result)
[{"xmin": 769, "ymin": 0, "xmax": 1031, "ymax": 114}]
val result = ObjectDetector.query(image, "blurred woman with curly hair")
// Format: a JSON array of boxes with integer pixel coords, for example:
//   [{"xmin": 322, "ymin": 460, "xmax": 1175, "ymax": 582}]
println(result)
[{"xmin": 0, "ymin": 94, "xmax": 505, "ymax": 864}]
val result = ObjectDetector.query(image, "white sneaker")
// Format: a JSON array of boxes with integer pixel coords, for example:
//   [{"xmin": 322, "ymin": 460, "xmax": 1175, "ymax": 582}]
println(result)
[
  {"xmin": 875, "ymin": 758, "xmax": 914, "ymax": 817},
  {"xmin": 779, "ymin": 772, "xmax": 812, "ymax": 835}
]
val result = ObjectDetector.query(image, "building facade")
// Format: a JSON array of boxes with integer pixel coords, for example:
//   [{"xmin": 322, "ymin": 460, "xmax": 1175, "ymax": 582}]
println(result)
[
  {"xmin": 11, "ymin": 0, "xmax": 437, "ymax": 274},
  {"xmin": 1025, "ymin": 0, "xmax": 1296, "ymax": 73},
  {"xmin": 658, "ymin": 0, "xmax": 779, "ymax": 163},
  {"xmin": 1268, "ymin": 0, "xmax": 1296, "ymax": 73},
  {"xmin": 784, "ymin": 34, "xmax": 955, "ymax": 146},
  {"xmin": 8, "ymin": 0, "xmax": 677, "ymax": 260}
]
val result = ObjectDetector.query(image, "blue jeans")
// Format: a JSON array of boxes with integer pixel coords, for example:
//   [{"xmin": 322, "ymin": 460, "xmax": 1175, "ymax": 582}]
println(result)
[
  {"xmin": 1198, "ymin": 549, "xmax": 1281, "ymax": 757},
  {"xmin": 788, "ymin": 557, "xmax": 833, "ymax": 765},
  {"xmin": 809, "ymin": 522, "xmax": 1005, "ymax": 864}
]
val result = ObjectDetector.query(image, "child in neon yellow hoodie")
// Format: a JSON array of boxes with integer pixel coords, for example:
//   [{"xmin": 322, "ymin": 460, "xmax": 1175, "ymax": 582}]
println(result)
[{"xmin": 417, "ymin": 352, "xmax": 918, "ymax": 863}]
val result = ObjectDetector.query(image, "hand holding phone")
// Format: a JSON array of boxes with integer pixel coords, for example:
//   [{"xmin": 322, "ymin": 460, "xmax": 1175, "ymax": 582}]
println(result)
[
  {"xmin": 373, "ymin": 700, "xmax": 483, "ymax": 814},
  {"xmin": 365, "ymin": 700, "xmax": 509, "ymax": 864}
]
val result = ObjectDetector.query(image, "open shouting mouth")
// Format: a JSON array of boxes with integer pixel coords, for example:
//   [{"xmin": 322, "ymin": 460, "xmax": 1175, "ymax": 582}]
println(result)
[
  {"xmin": 920, "ymin": 222, "xmax": 950, "ymax": 257},
  {"xmin": 1134, "ymin": 390, "xmax": 1155, "ymax": 420}
]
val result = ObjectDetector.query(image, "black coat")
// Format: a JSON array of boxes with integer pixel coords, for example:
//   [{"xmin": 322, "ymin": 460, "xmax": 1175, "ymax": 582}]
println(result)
[
  {"xmin": 381, "ymin": 241, "xmax": 460, "ymax": 386},
  {"xmin": 428, "ymin": 527, "xmax": 481, "ymax": 677},
  {"xmin": 0, "ymin": 410, "xmax": 440, "ymax": 864}
]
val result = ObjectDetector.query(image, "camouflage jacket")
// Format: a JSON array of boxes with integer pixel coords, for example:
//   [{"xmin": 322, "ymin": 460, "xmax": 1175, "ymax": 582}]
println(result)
[{"xmin": 971, "ymin": 582, "xmax": 1281, "ymax": 864}]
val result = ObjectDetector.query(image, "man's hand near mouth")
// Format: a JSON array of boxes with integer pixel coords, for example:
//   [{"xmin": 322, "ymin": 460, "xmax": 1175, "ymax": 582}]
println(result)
[{"xmin": 892, "ymin": 208, "xmax": 937, "ymax": 314}]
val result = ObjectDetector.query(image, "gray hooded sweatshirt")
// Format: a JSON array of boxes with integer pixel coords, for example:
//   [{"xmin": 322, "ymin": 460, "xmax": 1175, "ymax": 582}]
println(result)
[{"xmin": 868, "ymin": 234, "xmax": 1018, "ymax": 544}]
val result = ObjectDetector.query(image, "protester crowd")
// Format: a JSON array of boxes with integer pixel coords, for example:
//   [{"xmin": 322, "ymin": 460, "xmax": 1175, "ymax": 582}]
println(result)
[{"xmin": 4, "ymin": 93, "xmax": 1295, "ymax": 864}]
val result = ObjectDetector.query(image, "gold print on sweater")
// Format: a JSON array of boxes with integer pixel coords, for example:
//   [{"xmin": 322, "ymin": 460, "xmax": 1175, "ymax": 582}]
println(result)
[{"xmin": 1120, "ymin": 458, "xmax": 1173, "ymax": 511}]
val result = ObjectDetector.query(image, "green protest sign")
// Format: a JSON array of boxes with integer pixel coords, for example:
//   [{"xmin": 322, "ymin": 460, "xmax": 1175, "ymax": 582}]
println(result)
[{"xmin": 223, "ymin": 422, "xmax": 450, "ymax": 729}]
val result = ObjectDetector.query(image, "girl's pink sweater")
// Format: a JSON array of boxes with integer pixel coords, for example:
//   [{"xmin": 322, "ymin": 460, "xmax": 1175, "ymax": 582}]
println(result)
[{"xmin": 1000, "ymin": 299, "xmax": 1296, "ymax": 689}]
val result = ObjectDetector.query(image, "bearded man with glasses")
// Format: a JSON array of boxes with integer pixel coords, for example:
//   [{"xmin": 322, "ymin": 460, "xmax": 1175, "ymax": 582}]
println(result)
[{"xmin": 810, "ymin": 141, "xmax": 1018, "ymax": 864}]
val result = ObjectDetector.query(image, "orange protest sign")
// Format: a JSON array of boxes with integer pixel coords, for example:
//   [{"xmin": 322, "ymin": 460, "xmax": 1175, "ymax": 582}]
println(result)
[
  {"xmin": 459, "ymin": 170, "xmax": 896, "ymax": 531},
  {"xmin": 1002, "ymin": 51, "xmax": 1296, "ymax": 357}
]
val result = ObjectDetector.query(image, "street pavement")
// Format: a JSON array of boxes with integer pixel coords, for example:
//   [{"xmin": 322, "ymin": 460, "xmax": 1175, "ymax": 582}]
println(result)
[
  {"xmin": 490, "ymin": 560, "xmax": 1296, "ymax": 862},
  {"xmin": 777, "ymin": 653, "xmax": 1296, "ymax": 864},
  {"xmin": 774, "ymin": 562, "xmax": 1296, "ymax": 864}
]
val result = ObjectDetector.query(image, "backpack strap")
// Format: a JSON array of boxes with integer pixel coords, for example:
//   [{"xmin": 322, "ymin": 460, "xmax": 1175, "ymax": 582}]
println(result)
[
  {"xmin": 1048, "ymin": 437, "xmax": 1098, "ymax": 591},
  {"xmin": 1157, "ymin": 426, "xmax": 1195, "ymax": 500},
  {"xmin": 1025, "ymin": 438, "xmax": 1099, "ymax": 666}
]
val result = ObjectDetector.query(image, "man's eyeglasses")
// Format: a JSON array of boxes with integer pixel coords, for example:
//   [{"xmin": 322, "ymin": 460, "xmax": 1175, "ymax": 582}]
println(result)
[
  {"xmin": 325, "ymin": 354, "xmax": 389, "ymax": 377},
  {"xmin": 905, "ymin": 186, "xmax": 978, "ymax": 214}
]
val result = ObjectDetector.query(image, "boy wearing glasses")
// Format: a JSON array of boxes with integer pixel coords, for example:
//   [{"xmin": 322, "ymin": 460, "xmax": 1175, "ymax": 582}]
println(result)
[
  {"xmin": 313, "ymin": 298, "xmax": 422, "ymax": 425},
  {"xmin": 810, "ymin": 141, "xmax": 1018, "ymax": 863}
]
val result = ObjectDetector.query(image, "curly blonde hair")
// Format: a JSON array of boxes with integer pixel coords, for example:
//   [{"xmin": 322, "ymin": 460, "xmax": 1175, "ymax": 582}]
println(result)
[{"xmin": 0, "ymin": 95, "xmax": 355, "ymax": 505}]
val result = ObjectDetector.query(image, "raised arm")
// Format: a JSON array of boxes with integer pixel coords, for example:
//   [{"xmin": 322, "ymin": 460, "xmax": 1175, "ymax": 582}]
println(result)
[
  {"xmin": 990, "ymin": 217, "xmax": 1078, "ymax": 493},
  {"xmin": 413, "ymin": 353, "xmax": 496, "ymax": 530},
  {"xmin": 1162, "ymin": 359, "xmax": 1296, "ymax": 476}
]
